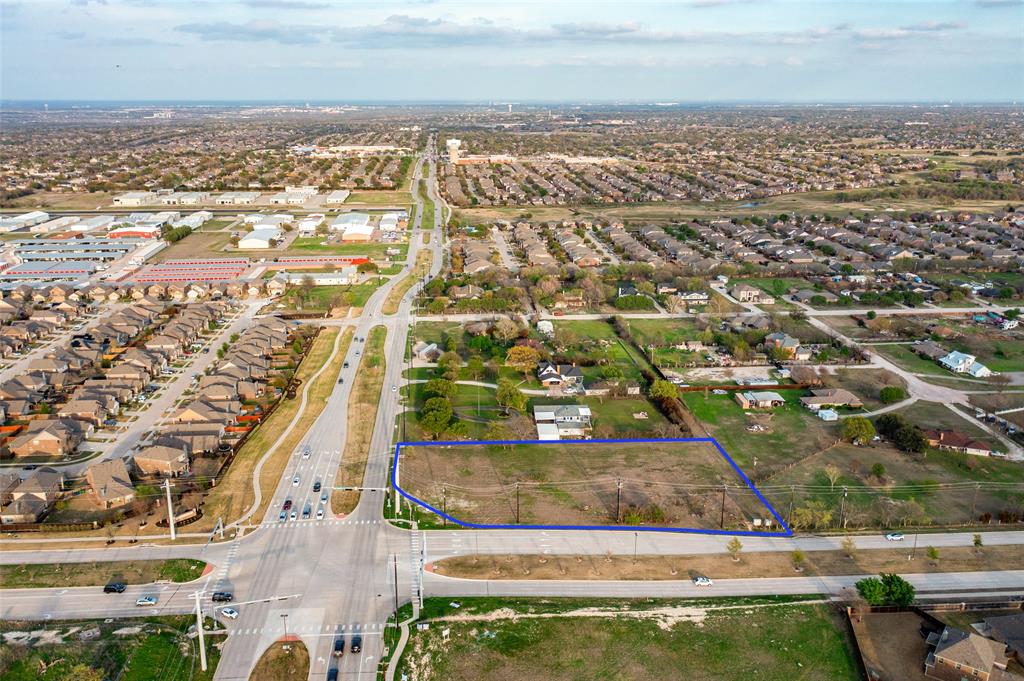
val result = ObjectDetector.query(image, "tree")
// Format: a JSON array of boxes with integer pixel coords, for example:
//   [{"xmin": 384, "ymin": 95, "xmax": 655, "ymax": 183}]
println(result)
[
  {"xmin": 823, "ymin": 464, "xmax": 842, "ymax": 492},
  {"xmin": 879, "ymin": 386, "xmax": 907, "ymax": 404},
  {"xmin": 926, "ymin": 546, "xmax": 939, "ymax": 562},
  {"xmin": 649, "ymin": 379, "xmax": 679, "ymax": 402},
  {"xmin": 492, "ymin": 317, "xmax": 520, "ymax": 343},
  {"xmin": 466, "ymin": 355, "xmax": 485, "ymax": 381},
  {"xmin": 424, "ymin": 378, "xmax": 456, "ymax": 399},
  {"xmin": 505, "ymin": 346, "xmax": 540, "ymax": 378},
  {"xmin": 437, "ymin": 351, "xmax": 461, "ymax": 382},
  {"xmin": 855, "ymin": 576, "xmax": 887, "ymax": 606},
  {"xmin": 842, "ymin": 417, "xmax": 876, "ymax": 446},
  {"xmin": 726, "ymin": 537, "xmax": 743, "ymax": 562},
  {"xmin": 880, "ymin": 572, "xmax": 916, "ymax": 605},
  {"xmin": 496, "ymin": 378, "xmax": 527, "ymax": 415},
  {"xmin": 791, "ymin": 549, "xmax": 805, "ymax": 571},
  {"xmin": 485, "ymin": 422, "xmax": 512, "ymax": 442},
  {"xmin": 420, "ymin": 397, "xmax": 453, "ymax": 438},
  {"xmin": 973, "ymin": 533, "xmax": 983, "ymax": 550},
  {"xmin": 842, "ymin": 535, "xmax": 857, "ymax": 558},
  {"xmin": 871, "ymin": 462, "xmax": 886, "ymax": 479}
]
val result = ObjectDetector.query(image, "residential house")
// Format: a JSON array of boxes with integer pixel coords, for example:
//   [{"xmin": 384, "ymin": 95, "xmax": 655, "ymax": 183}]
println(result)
[
  {"xmin": 133, "ymin": 445, "xmax": 190, "ymax": 477},
  {"xmin": 731, "ymin": 283, "xmax": 774, "ymax": 305},
  {"xmin": 86, "ymin": 458, "xmax": 135, "ymax": 508},
  {"xmin": 924, "ymin": 429, "xmax": 997, "ymax": 457},
  {"xmin": 925, "ymin": 626, "xmax": 1012, "ymax": 681},
  {"xmin": 939, "ymin": 351, "xmax": 992, "ymax": 378},
  {"xmin": 735, "ymin": 391, "xmax": 786, "ymax": 410},
  {"xmin": 533, "ymin": 404, "xmax": 593, "ymax": 440},
  {"xmin": 0, "ymin": 467, "xmax": 64, "ymax": 524},
  {"xmin": 800, "ymin": 388, "xmax": 864, "ymax": 410},
  {"xmin": 537, "ymin": 361, "xmax": 584, "ymax": 388},
  {"xmin": 8, "ymin": 419, "xmax": 86, "ymax": 458},
  {"xmin": 57, "ymin": 399, "xmax": 108, "ymax": 427}
]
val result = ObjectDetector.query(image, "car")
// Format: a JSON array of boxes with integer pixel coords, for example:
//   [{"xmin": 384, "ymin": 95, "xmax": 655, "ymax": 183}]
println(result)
[
  {"xmin": 289, "ymin": 510, "xmax": 297, "ymax": 520},
  {"xmin": 355, "ymin": 350, "xmax": 360, "ymax": 356},
  {"xmin": 692, "ymin": 576, "xmax": 714, "ymax": 587},
  {"xmin": 301, "ymin": 505, "xmax": 311, "ymax": 520},
  {"xmin": 279, "ymin": 511, "xmax": 287, "ymax": 522},
  {"xmin": 337, "ymin": 378, "xmax": 344, "ymax": 384},
  {"xmin": 327, "ymin": 670, "xmax": 338, "ymax": 681},
  {"xmin": 316, "ymin": 507, "xmax": 324, "ymax": 520},
  {"xmin": 220, "ymin": 607, "xmax": 239, "ymax": 619},
  {"xmin": 135, "ymin": 596, "xmax": 158, "ymax": 607},
  {"xmin": 212, "ymin": 592, "xmax": 233, "ymax": 603},
  {"xmin": 391, "ymin": 386, "xmax": 397, "ymax": 393},
  {"xmin": 292, "ymin": 475, "xmax": 300, "ymax": 486},
  {"xmin": 103, "ymin": 582, "xmax": 127, "ymax": 594},
  {"xmin": 283, "ymin": 499, "xmax": 293, "ymax": 511},
  {"xmin": 343, "ymin": 361, "xmax": 350, "ymax": 369},
  {"xmin": 302, "ymin": 447, "xmax": 311, "ymax": 460},
  {"xmin": 333, "ymin": 637, "xmax": 345, "ymax": 657},
  {"xmin": 350, "ymin": 635, "xmax": 362, "ymax": 654},
  {"xmin": 320, "ymin": 493, "xmax": 328, "ymax": 504},
  {"xmin": 885, "ymin": 532, "xmax": 905, "ymax": 541},
  {"xmin": 313, "ymin": 481, "xmax": 321, "ymax": 493}
]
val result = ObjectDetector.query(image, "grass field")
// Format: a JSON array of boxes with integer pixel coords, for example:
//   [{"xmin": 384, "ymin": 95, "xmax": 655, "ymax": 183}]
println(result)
[
  {"xmin": 820, "ymin": 368, "xmax": 907, "ymax": 412},
  {"xmin": 289, "ymin": 237, "xmax": 409, "ymax": 260},
  {"xmin": 198, "ymin": 329, "xmax": 349, "ymax": 529},
  {"xmin": 283, "ymin": 282, "xmax": 383, "ymax": 312},
  {"xmin": 398, "ymin": 440, "xmax": 775, "ymax": 530},
  {"xmin": 870, "ymin": 343, "xmax": 949, "ymax": 376},
  {"xmin": 251, "ymin": 640, "xmax": 309, "ymax": 681},
  {"xmin": 333, "ymin": 325, "xmax": 387, "ymax": 515},
  {"xmin": 346, "ymin": 190, "xmax": 413, "ymax": 205},
  {"xmin": 435, "ymin": 545, "xmax": 1024, "ymax": 581},
  {"xmin": 396, "ymin": 598, "xmax": 858, "ymax": 681},
  {"xmin": 0, "ymin": 559, "xmax": 205, "ymax": 588},
  {"xmin": 383, "ymin": 248, "xmax": 432, "ymax": 314},
  {"xmin": 0, "ymin": 615, "xmax": 220, "ymax": 681},
  {"xmin": 151, "ymin": 231, "xmax": 232, "ymax": 262}
]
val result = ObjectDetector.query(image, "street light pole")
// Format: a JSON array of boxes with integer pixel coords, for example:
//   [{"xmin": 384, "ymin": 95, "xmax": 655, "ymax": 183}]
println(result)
[
  {"xmin": 281, "ymin": 613, "xmax": 289, "ymax": 637},
  {"xmin": 633, "ymin": 531, "xmax": 638, "ymax": 564},
  {"xmin": 193, "ymin": 591, "xmax": 207, "ymax": 672}
]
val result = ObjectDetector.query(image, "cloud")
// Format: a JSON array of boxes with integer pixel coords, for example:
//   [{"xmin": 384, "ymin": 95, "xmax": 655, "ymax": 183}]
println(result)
[
  {"xmin": 176, "ymin": 19, "xmax": 318, "ymax": 44},
  {"xmin": 242, "ymin": 0, "xmax": 329, "ymax": 9},
  {"xmin": 898, "ymin": 21, "xmax": 966, "ymax": 32}
]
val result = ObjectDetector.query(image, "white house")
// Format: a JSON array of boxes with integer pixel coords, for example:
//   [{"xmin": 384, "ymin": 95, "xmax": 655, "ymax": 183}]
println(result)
[
  {"xmin": 238, "ymin": 227, "xmax": 282, "ymax": 249},
  {"xmin": 297, "ymin": 214, "xmax": 325, "ymax": 235},
  {"xmin": 939, "ymin": 351, "xmax": 991, "ymax": 377},
  {"xmin": 533, "ymin": 404, "xmax": 593, "ymax": 440}
]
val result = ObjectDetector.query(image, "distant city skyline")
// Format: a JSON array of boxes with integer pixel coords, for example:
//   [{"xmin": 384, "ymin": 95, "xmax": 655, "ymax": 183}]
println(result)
[{"xmin": 1, "ymin": 0, "xmax": 1022, "ymax": 102}]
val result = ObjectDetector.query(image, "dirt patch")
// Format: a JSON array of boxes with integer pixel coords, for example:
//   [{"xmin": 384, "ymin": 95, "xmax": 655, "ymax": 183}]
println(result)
[
  {"xmin": 849, "ymin": 611, "xmax": 930, "ymax": 681},
  {"xmin": 250, "ymin": 640, "xmax": 309, "ymax": 681}
]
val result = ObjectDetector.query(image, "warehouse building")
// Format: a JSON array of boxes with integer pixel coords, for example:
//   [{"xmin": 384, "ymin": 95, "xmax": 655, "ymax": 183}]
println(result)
[
  {"xmin": 0, "ymin": 211, "xmax": 50, "ymax": 232},
  {"xmin": 238, "ymin": 227, "xmax": 282, "ymax": 249},
  {"xmin": 113, "ymin": 191, "xmax": 155, "ymax": 207}
]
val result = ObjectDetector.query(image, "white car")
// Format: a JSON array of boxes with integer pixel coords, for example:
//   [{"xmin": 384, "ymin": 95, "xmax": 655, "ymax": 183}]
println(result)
[
  {"xmin": 289, "ymin": 510, "xmax": 298, "ymax": 521},
  {"xmin": 692, "ymin": 576, "xmax": 714, "ymax": 587},
  {"xmin": 885, "ymin": 532, "xmax": 905, "ymax": 542},
  {"xmin": 292, "ymin": 475, "xmax": 300, "ymax": 486},
  {"xmin": 135, "ymin": 596, "xmax": 158, "ymax": 607},
  {"xmin": 320, "ymin": 493, "xmax": 328, "ymax": 504},
  {"xmin": 392, "ymin": 386, "xmax": 397, "ymax": 393},
  {"xmin": 220, "ymin": 607, "xmax": 239, "ymax": 620},
  {"xmin": 302, "ymin": 447, "xmax": 310, "ymax": 460},
  {"xmin": 316, "ymin": 507, "xmax": 324, "ymax": 520}
]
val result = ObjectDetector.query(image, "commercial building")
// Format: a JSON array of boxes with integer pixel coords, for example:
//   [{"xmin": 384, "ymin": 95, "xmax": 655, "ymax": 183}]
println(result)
[
  {"xmin": 238, "ymin": 227, "xmax": 282, "ymax": 249},
  {"xmin": 0, "ymin": 211, "xmax": 50, "ymax": 232},
  {"xmin": 113, "ymin": 191, "xmax": 155, "ymax": 207},
  {"xmin": 215, "ymin": 191, "xmax": 260, "ymax": 205}
]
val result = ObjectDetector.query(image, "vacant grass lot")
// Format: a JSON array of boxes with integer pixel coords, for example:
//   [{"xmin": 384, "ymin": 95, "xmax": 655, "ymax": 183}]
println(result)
[
  {"xmin": 870, "ymin": 343, "xmax": 949, "ymax": 375},
  {"xmin": 396, "ymin": 599, "xmax": 858, "ymax": 681},
  {"xmin": 0, "ymin": 616, "xmax": 220, "ymax": 681},
  {"xmin": 821, "ymin": 368, "xmax": 907, "ymax": 412},
  {"xmin": 399, "ymin": 440, "xmax": 772, "ymax": 529},
  {"xmin": 0, "ymin": 559, "xmax": 206, "ymax": 588},
  {"xmin": 384, "ymin": 248, "xmax": 432, "ymax": 314},
  {"xmin": 150, "ymin": 231, "xmax": 232, "ymax": 262},
  {"xmin": 289, "ymin": 237, "xmax": 409, "ymax": 260},
  {"xmin": 346, "ymin": 190, "xmax": 413, "ymax": 205},
  {"xmin": 681, "ymin": 391, "xmax": 837, "ymax": 474}
]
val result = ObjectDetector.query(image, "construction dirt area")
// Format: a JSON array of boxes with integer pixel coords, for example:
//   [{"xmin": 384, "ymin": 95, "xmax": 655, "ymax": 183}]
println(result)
[{"xmin": 398, "ymin": 441, "xmax": 780, "ymax": 531}]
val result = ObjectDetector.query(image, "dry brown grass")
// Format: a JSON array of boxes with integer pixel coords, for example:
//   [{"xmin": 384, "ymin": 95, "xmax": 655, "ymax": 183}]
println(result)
[
  {"xmin": 332, "ymin": 325, "xmax": 386, "ymax": 515},
  {"xmin": 250, "ymin": 640, "xmax": 310, "ymax": 681},
  {"xmin": 0, "ymin": 558, "xmax": 206, "ymax": 588},
  {"xmin": 382, "ymin": 249, "xmax": 432, "ymax": 315},
  {"xmin": 433, "ymin": 544, "xmax": 1024, "ymax": 580},
  {"xmin": 199, "ymin": 328, "xmax": 350, "ymax": 529}
]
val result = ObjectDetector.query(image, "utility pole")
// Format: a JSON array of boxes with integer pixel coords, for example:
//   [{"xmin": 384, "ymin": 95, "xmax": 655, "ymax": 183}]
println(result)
[
  {"xmin": 281, "ymin": 613, "xmax": 289, "ymax": 637},
  {"xmin": 910, "ymin": 533, "xmax": 919, "ymax": 561},
  {"xmin": 971, "ymin": 483, "xmax": 979, "ymax": 520},
  {"xmin": 788, "ymin": 485, "xmax": 795, "ymax": 525},
  {"xmin": 442, "ymin": 485, "xmax": 447, "ymax": 527},
  {"xmin": 515, "ymin": 482, "xmax": 520, "ymax": 524},
  {"xmin": 633, "ymin": 531, "xmax": 638, "ymax": 564},
  {"xmin": 615, "ymin": 478, "xmax": 622, "ymax": 523},
  {"xmin": 839, "ymin": 487, "xmax": 848, "ymax": 530},
  {"xmin": 164, "ymin": 479, "xmax": 176, "ymax": 541},
  {"xmin": 193, "ymin": 592, "xmax": 207, "ymax": 672},
  {"xmin": 719, "ymin": 485, "xmax": 727, "ymax": 529}
]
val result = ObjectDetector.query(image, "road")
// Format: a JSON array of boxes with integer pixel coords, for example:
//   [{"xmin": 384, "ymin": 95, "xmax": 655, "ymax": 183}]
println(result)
[{"xmin": 1, "ymin": 141, "xmax": 1022, "ymax": 681}]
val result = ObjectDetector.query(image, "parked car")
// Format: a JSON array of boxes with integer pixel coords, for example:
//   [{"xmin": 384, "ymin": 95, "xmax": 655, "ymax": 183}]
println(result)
[
  {"xmin": 279, "ymin": 511, "xmax": 287, "ymax": 522},
  {"xmin": 103, "ymin": 582, "xmax": 127, "ymax": 594},
  {"xmin": 333, "ymin": 637, "xmax": 345, "ymax": 657},
  {"xmin": 885, "ymin": 532, "xmax": 905, "ymax": 541},
  {"xmin": 320, "ymin": 493, "xmax": 328, "ymax": 504},
  {"xmin": 327, "ymin": 670, "xmax": 338, "ymax": 681},
  {"xmin": 316, "ymin": 507, "xmax": 324, "ymax": 520},
  {"xmin": 220, "ymin": 607, "xmax": 239, "ymax": 620},
  {"xmin": 292, "ymin": 475, "xmax": 300, "ymax": 486},
  {"xmin": 289, "ymin": 510, "xmax": 297, "ymax": 520},
  {"xmin": 313, "ymin": 481, "xmax": 321, "ymax": 493},
  {"xmin": 302, "ymin": 447, "xmax": 311, "ymax": 460},
  {"xmin": 351, "ymin": 635, "xmax": 362, "ymax": 654},
  {"xmin": 212, "ymin": 592, "xmax": 233, "ymax": 603},
  {"xmin": 301, "ymin": 504, "xmax": 311, "ymax": 520},
  {"xmin": 283, "ymin": 499, "xmax": 293, "ymax": 511},
  {"xmin": 135, "ymin": 596, "xmax": 158, "ymax": 607}
]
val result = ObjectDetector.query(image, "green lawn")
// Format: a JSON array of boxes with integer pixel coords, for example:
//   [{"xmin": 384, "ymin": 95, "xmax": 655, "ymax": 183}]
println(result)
[
  {"xmin": 346, "ymin": 190, "xmax": 413, "ymax": 205},
  {"xmin": 396, "ymin": 599, "xmax": 859, "ymax": 681},
  {"xmin": 738, "ymin": 277, "xmax": 816, "ymax": 297},
  {"xmin": 0, "ymin": 559, "xmax": 205, "ymax": 588},
  {"xmin": 870, "ymin": 343, "xmax": 948, "ymax": 375},
  {"xmin": 283, "ymin": 282, "xmax": 383, "ymax": 310},
  {"xmin": 288, "ymin": 237, "xmax": 409, "ymax": 260},
  {"xmin": 622, "ymin": 318, "xmax": 703, "ymax": 347}
]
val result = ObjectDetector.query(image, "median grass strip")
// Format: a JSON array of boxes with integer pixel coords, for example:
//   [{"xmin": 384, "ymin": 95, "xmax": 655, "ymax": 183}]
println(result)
[
  {"xmin": 201, "ymin": 328, "xmax": 351, "ymax": 529},
  {"xmin": 249, "ymin": 640, "xmax": 309, "ymax": 681},
  {"xmin": 396, "ymin": 598, "xmax": 858, "ymax": 681},
  {"xmin": 332, "ymin": 325, "xmax": 387, "ymax": 515},
  {"xmin": 418, "ymin": 178, "xmax": 435, "ymax": 228},
  {"xmin": 0, "ymin": 559, "xmax": 206, "ymax": 588},
  {"xmin": 382, "ymin": 248, "xmax": 432, "ymax": 315},
  {"xmin": 433, "ymin": 544, "xmax": 1024, "ymax": 581}
]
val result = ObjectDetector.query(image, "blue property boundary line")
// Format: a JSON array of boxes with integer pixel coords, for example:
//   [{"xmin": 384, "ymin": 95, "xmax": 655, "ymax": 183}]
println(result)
[{"xmin": 391, "ymin": 437, "xmax": 794, "ymax": 537}]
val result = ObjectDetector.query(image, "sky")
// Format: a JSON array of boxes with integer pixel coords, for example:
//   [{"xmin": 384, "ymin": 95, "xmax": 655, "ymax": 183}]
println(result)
[{"xmin": 1, "ymin": 0, "xmax": 1022, "ymax": 102}]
